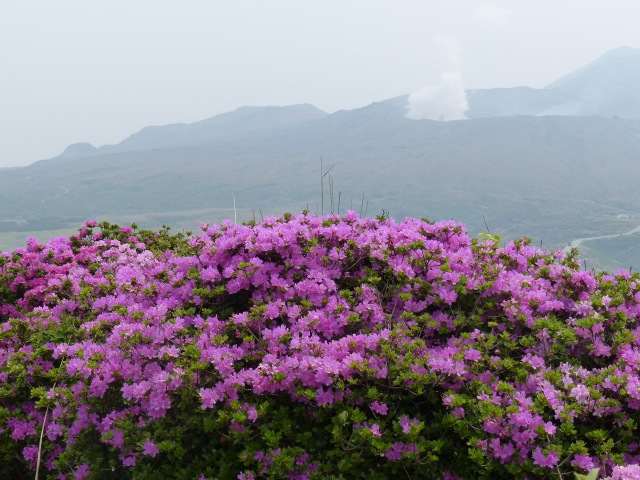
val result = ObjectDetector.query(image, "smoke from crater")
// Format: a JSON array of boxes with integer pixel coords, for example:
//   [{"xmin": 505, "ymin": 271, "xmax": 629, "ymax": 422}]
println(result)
[{"xmin": 406, "ymin": 71, "xmax": 468, "ymax": 121}]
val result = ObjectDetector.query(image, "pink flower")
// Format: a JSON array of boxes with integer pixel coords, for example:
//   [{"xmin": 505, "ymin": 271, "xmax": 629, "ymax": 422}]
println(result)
[
  {"xmin": 543, "ymin": 422, "xmax": 556, "ymax": 435},
  {"xmin": 570, "ymin": 384, "xmax": 590, "ymax": 404},
  {"xmin": 246, "ymin": 405, "xmax": 259, "ymax": 422},
  {"xmin": 489, "ymin": 438, "xmax": 515, "ymax": 463},
  {"xmin": 199, "ymin": 388, "xmax": 221, "ymax": 409},
  {"xmin": 385, "ymin": 442, "xmax": 404, "ymax": 461},
  {"xmin": 74, "ymin": 464, "xmax": 91, "ymax": 480},
  {"xmin": 571, "ymin": 454, "xmax": 595, "ymax": 471},
  {"xmin": 22, "ymin": 444, "xmax": 39, "ymax": 466},
  {"xmin": 315, "ymin": 388, "xmax": 334, "ymax": 406},
  {"xmin": 452, "ymin": 407, "xmax": 465, "ymax": 418},
  {"xmin": 464, "ymin": 348, "xmax": 482, "ymax": 362},
  {"xmin": 399, "ymin": 416, "xmax": 420, "ymax": 434},
  {"xmin": 603, "ymin": 464, "xmax": 640, "ymax": 480},
  {"xmin": 370, "ymin": 401, "xmax": 388, "ymax": 415},
  {"xmin": 142, "ymin": 438, "xmax": 160, "ymax": 457},
  {"xmin": 532, "ymin": 448, "xmax": 559, "ymax": 468},
  {"xmin": 438, "ymin": 472, "xmax": 462, "ymax": 480},
  {"xmin": 522, "ymin": 354, "xmax": 545, "ymax": 369}
]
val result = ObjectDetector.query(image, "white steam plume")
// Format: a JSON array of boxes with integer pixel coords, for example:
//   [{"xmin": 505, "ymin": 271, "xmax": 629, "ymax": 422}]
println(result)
[
  {"xmin": 406, "ymin": 71, "xmax": 468, "ymax": 121},
  {"xmin": 406, "ymin": 35, "xmax": 468, "ymax": 121}
]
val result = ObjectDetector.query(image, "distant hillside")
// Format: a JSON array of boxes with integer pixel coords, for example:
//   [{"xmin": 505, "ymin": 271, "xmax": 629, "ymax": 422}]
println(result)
[
  {"xmin": 57, "ymin": 104, "xmax": 328, "ymax": 157},
  {"xmin": 467, "ymin": 46, "xmax": 640, "ymax": 119},
  {"xmin": 465, "ymin": 87, "xmax": 572, "ymax": 118},
  {"xmin": 3, "ymin": 47, "xmax": 640, "ymax": 271},
  {"xmin": 545, "ymin": 46, "xmax": 640, "ymax": 118}
]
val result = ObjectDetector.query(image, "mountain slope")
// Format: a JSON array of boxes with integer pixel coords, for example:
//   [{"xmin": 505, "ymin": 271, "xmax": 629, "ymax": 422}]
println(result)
[
  {"xmin": 466, "ymin": 87, "xmax": 575, "ymax": 118},
  {"xmin": 5, "ymin": 112, "xmax": 640, "ymax": 253},
  {"xmin": 467, "ymin": 46, "xmax": 640, "ymax": 119},
  {"xmin": 57, "ymin": 104, "xmax": 328, "ymax": 157},
  {"xmin": 544, "ymin": 46, "xmax": 640, "ymax": 118}
]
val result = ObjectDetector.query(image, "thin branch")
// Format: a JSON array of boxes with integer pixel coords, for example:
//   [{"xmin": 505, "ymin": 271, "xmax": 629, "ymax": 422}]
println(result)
[
  {"xmin": 482, "ymin": 214, "xmax": 491, "ymax": 233},
  {"xmin": 232, "ymin": 192, "xmax": 237, "ymax": 225},
  {"xmin": 320, "ymin": 157, "xmax": 323, "ymax": 216},
  {"xmin": 35, "ymin": 406, "xmax": 49, "ymax": 480},
  {"xmin": 320, "ymin": 157, "xmax": 335, "ymax": 216},
  {"xmin": 329, "ymin": 175, "xmax": 334, "ymax": 214}
]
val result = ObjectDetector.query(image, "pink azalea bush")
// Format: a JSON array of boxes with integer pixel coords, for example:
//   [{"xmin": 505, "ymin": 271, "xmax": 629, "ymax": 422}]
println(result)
[{"xmin": 1, "ymin": 212, "xmax": 640, "ymax": 479}]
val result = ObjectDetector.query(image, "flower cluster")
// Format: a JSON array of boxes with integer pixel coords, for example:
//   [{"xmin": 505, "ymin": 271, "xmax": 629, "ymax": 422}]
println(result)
[{"xmin": 0, "ymin": 212, "xmax": 640, "ymax": 479}]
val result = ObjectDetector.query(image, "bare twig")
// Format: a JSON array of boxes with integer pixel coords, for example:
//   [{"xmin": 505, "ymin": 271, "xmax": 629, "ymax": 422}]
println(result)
[
  {"xmin": 35, "ymin": 406, "xmax": 49, "ymax": 480},
  {"xmin": 320, "ymin": 157, "xmax": 335, "ymax": 216},
  {"xmin": 482, "ymin": 214, "xmax": 491, "ymax": 233},
  {"xmin": 232, "ymin": 192, "xmax": 237, "ymax": 225},
  {"xmin": 35, "ymin": 374, "xmax": 62, "ymax": 480},
  {"xmin": 329, "ymin": 175, "xmax": 334, "ymax": 214}
]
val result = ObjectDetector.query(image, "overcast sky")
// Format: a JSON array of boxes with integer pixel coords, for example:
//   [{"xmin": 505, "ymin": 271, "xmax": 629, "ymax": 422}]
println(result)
[{"xmin": 2, "ymin": 1, "xmax": 640, "ymax": 167}]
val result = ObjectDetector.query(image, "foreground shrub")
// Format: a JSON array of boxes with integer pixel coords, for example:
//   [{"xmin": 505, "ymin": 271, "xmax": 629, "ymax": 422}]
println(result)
[{"xmin": 1, "ymin": 213, "xmax": 640, "ymax": 479}]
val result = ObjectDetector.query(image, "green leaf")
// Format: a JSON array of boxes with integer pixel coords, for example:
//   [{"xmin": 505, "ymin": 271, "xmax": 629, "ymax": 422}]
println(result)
[{"xmin": 575, "ymin": 468, "xmax": 599, "ymax": 480}]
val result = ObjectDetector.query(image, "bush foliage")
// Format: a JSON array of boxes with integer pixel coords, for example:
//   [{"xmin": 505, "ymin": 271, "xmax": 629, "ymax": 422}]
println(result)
[{"xmin": 1, "ymin": 213, "xmax": 640, "ymax": 479}]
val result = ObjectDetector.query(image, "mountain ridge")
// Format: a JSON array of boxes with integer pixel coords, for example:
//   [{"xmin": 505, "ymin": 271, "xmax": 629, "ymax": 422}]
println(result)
[{"xmin": 57, "ymin": 104, "xmax": 329, "ymax": 158}]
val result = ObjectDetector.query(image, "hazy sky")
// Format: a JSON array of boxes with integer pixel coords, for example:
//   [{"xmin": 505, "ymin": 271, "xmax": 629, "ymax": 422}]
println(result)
[{"xmin": 3, "ymin": 1, "xmax": 640, "ymax": 167}]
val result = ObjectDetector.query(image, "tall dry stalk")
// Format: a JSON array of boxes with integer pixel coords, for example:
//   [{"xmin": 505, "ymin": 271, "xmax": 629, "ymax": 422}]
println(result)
[
  {"xmin": 35, "ymin": 407, "xmax": 49, "ymax": 480},
  {"xmin": 320, "ymin": 157, "xmax": 335, "ymax": 216}
]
